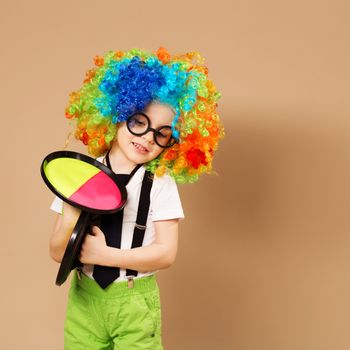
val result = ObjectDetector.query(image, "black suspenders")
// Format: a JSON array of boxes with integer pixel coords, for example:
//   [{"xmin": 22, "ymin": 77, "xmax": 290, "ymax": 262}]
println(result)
[
  {"xmin": 105, "ymin": 151, "xmax": 154, "ymax": 277},
  {"xmin": 126, "ymin": 170, "xmax": 154, "ymax": 277},
  {"xmin": 93, "ymin": 151, "xmax": 154, "ymax": 288}
]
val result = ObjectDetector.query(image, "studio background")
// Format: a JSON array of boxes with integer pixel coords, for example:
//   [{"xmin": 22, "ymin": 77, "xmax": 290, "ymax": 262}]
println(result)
[{"xmin": 1, "ymin": 1, "xmax": 350, "ymax": 349}]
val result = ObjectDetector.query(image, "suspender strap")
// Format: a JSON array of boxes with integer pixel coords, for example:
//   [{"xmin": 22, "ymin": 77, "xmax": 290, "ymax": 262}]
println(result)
[{"xmin": 126, "ymin": 170, "xmax": 154, "ymax": 277}]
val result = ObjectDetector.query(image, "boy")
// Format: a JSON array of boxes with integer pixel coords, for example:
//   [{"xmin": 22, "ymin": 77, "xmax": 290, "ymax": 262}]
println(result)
[{"xmin": 49, "ymin": 47, "xmax": 223, "ymax": 349}]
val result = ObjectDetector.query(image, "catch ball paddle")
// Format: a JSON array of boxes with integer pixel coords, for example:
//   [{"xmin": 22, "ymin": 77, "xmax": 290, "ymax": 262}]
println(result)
[{"xmin": 41, "ymin": 151, "xmax": 127, "ymax": 286}]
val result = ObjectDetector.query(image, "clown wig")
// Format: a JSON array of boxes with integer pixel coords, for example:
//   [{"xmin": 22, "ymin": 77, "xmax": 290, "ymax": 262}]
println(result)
[{"xmin": 65, "ymin": 47, "xmax": 224, "ymax": 183}]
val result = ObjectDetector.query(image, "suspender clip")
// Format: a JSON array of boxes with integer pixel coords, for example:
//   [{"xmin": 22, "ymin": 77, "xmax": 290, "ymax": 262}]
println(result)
[
  {"xmin": 76, "ymin": 267, "xmax": 82, "ymax": 280},
  {"xmin": 126, "ymin": 276, "xmax": 135, "ymax": 289},
  {"xmin": 135, "ymin": 223, "xmax": 147, "ymax": 230}
]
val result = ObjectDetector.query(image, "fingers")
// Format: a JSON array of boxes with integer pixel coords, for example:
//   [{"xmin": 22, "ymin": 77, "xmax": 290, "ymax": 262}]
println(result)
[
  {"xmin": 79, "ymin": 226, "xmax": 106, "ymax": 264},
  {"xmin": 79, "ymin": 234, "xmax": 93, "ymax": 262}
]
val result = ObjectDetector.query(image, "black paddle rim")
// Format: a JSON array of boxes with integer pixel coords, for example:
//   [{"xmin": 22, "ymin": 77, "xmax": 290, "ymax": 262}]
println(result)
[{"xmin": 40, "ymin": 150, "xmax": 127, "ymax": 214}]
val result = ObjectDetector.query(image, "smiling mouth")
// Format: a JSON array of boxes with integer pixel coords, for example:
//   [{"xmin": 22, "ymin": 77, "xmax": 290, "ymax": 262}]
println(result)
[{"xmin": 132, "ymin": 142, "xmax": 149, "ymax": 153}]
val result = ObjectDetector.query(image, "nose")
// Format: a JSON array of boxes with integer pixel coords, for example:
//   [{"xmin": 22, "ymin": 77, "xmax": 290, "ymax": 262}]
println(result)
[{"xmin": 141, "ymin": 130, "xmax": 154, "ymax": 144}]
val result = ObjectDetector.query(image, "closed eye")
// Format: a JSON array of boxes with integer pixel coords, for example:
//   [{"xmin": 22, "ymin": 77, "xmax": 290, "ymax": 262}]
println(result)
[
  {"xmin": 134, "ymin": 118, "xmax": 145, "ymax": 126},
  {"xmin": 156, "ymin": 131, "xmax": 168, "ymax": 138}
]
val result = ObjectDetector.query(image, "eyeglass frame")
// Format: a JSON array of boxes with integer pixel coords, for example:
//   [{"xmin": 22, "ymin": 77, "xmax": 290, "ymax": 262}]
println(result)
[{"xmin": 126, "ymin": 112, "xmax": 178, "ymax": 148}]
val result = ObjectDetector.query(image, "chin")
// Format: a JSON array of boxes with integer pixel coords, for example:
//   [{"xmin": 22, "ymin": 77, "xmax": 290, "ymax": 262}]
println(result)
[
  {"xmin": 128, "ymin": 153, "xmax": 152, "ymax": 165},
  {"xmin": 129, "ymin": 147, "xmax": 160, "ymax": 164}
]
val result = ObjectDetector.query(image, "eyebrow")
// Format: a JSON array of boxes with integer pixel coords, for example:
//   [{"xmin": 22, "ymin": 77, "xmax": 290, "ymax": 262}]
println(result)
[{"xmin": 136, "ymin": 111, "xmax": 172, "ymax": 129}]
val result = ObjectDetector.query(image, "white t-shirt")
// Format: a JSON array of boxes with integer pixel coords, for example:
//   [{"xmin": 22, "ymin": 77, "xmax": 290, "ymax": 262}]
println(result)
[{"xmin": 50, "ymin": 157, "xmax": 184, "ymax": 282}]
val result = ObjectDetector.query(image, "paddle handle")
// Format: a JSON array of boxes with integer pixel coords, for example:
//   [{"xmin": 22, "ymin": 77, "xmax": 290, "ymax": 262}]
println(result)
[{"xmin": 56, "ymin": 211, "xmax": 91, "ymax": 286}]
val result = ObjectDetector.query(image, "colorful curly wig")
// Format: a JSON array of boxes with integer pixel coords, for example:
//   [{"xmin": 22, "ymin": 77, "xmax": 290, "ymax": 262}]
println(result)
[{"xmin": 65, "ymin": 47, "xmax": 224, "ymax": 183}]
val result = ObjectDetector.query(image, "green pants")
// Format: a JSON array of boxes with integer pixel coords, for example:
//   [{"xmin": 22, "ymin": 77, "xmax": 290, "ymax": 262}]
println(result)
[{"xmin": 64, "ymin": 271, "xmax": 163, "ymax": 350}]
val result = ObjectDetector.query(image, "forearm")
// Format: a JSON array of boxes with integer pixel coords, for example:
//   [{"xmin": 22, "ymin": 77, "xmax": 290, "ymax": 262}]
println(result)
[
  {"xmin": 49, "ymin": 221, "xmax": 75, "ymax": 262},
  {"xmin": 103, "ymin": 243, "xmax": 176, "ymax": 272},
  {"xmin": 79, "ymin": 220, "xmax": 179, "ymax": 272},
  {"xmin": 49, "ymin": 204, "xmax": 81, "ymax": 263}
]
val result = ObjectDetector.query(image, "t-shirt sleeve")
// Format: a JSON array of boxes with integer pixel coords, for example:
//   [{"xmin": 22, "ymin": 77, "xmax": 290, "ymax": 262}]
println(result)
[
  {"xmin": 50, "ymin": 196, "xmax": 63, "ymax": 214},
  {"xmin": 151, "ymin": 175, "xmax": 185, "ymax": 221}
]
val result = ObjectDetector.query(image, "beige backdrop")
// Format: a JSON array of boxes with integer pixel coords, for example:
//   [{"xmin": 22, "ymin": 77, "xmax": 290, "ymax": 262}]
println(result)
[{"xmin": 1, "ymin": 0, "xmax": 350, "ymax": 349}]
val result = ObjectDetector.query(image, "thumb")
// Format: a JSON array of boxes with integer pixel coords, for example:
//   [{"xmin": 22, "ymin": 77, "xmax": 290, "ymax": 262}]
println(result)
[{"xmin": 91, "ymin": 226, "xmax": 104, "ymax": 236}]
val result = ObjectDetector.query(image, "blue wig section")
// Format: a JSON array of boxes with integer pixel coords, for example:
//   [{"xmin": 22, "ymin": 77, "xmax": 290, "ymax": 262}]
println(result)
[{"xmin": 94, "ymin": 55, "xmax": 200, "ymax": 139}]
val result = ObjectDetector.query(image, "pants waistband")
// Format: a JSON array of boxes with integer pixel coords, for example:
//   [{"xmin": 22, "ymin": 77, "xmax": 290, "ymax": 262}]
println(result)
[{"xmin": 71, "ymin": 270, "xmax": 158, "ymax": 298}]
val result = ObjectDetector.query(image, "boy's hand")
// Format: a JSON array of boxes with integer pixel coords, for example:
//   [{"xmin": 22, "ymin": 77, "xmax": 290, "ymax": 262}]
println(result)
[{"xmin": 79, "ymin": 226, "xmax": 110, "ymax": 265}]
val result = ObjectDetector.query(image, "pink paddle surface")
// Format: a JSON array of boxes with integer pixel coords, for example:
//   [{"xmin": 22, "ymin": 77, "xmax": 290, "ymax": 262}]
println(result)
[{"xmin": 69, "ymin": 171, "xmax": 122, "ymax": 210}]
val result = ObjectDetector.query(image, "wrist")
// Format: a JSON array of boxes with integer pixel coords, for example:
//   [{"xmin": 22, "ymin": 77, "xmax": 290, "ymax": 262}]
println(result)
[{"xmin": 103, "ymin": 246, "xmax": 119, "ymax": 267}]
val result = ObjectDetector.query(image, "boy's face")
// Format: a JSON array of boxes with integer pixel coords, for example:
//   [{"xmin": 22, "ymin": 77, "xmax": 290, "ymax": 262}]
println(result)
[{"xmin": 115, "ymin": 102, "xmax": 175, "ymax": 166}]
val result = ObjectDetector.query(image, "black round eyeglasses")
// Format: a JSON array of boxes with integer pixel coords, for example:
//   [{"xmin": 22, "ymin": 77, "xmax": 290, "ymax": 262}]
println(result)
[{"xmin": 126, "ymin": 112, "xmax": 178, "ymax": 148}]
